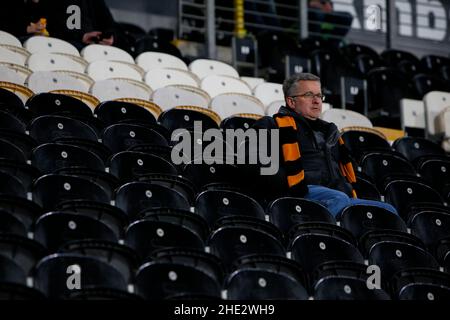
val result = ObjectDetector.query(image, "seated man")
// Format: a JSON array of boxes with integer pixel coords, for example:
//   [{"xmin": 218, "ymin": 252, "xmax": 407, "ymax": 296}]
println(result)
[
  {"xmin": 254, "ymin": 73, "xmax": 397, "ymax": 217},
  {"xmin": 47, "ymin": 0, "xmax": 117, "ymax": 49}
]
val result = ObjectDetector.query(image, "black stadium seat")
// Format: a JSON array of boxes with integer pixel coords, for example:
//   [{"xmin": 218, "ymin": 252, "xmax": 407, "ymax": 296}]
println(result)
[
  {"xmin": 0, "ymin": 110, "xmax": 26, "ymax": 133},
  {"xmin": 195, "ymin": 189, "xmax": 266, "ymax": 228},
  {"xmin": 28, "ymin": 115, "xmax": 98, "ymax": 144},
  {"xmin": 25, "ymin": 93, "xmax": 93, "ymax": 119},
  {"xmin": 102, "ymin": 123, "xmax": 168, "ymax": 154},
  {"xmin": 32, "ymin": 143, "xmax": 105, "ymax": 174},
  {"xmin": 34, "ymin": 254, "xmax": 129, "ymax": 299},
  {"xmin": 94, "ymin": 100, "xmax": 157, "ymax": 127},
  {"xmin": 392, "ymin": 136, "xmax": 446, "ymax": 166}
]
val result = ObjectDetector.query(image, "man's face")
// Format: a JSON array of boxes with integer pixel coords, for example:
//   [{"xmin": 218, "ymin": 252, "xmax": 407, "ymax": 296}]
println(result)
[{"xmin": 286, "ymin": 80, "xmax": 323, "ymax": 120}]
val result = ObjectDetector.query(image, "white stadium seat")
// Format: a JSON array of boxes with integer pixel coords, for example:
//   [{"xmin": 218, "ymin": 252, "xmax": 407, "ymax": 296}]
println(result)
[
  {"xmin": 321, "ymin": 109, "xmax": 373, "ymax": 130},
  {"xmin": 86, "ymin": 60, "xmax": 143, "ymax": 82},
  {"xmin": 0, "ymin": 30, "xmax": 22, "ymax": 47},
  {"xmin": 151, "ymin": 85, "xmax": 210, "ymax": 111},
  {"xmin": 0, "ymin": 45, "xmax": 28, "ymax": 65},
  {"xmin": 136, "ymin": 52, "xmax": 188, "ymax": 72},
  {"xmin": 400, "ymin": 98, "xmax": 425, "ymax": 133},
  {"xmin": 144, "ymin": 68, "xmax": 199, "ymax": 90},
  {"xmin": 210, "ymin": 93, "xmax": 265, "ymax": 120},
  {"xmin": 0, "ymin": 63, "xmax": 32, "ymax": 85},
  {"xmin": 240, "ymin": 76, "xmax": 265, "ymax": 90},
  {"xmin": 266, "ymin": 100, "xmax": 284, "ymax": 116},
  {"xmin": 90, "ymin": 78, "xmax": 152, "ymax": 102},
  {"xmin": 423, "ymin": 91, "xmax": 450, "ymax": 136},
  {"xmin": 189, "ymin": 59, "xmax": 239, "ymax": 79},
  {"xmin": 254, "ymin": 82, "xmax": 284, "ymax": 107},
  {"xmin": 81, "ymin": 44, "xmax": 135, "ymax": 63},
  {"xmin": 26, "ymin": 71, "xmax": 88, "ymax": 93},
  {"xmin": 200, "ymin": 75, "xmax": 251, "ymax": 98},
  {"xmin": 23, "ymin": 36, "xmax": 80, "ymax": 56},
  {"xmin": 27, "ymin": 52, "xmax": 86, "ymax": 73}
]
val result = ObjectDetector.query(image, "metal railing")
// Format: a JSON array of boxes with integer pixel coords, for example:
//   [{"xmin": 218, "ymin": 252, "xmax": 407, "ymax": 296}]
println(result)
[{"xmin": 178, "ymin": 0, "xmax": 450, "ymax": 59}]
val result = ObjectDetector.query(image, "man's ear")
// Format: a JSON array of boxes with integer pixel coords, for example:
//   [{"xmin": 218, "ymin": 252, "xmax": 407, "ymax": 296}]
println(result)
[{"xmin": 286, "ymin": 97, "xmax": 295, "ymax": 110}]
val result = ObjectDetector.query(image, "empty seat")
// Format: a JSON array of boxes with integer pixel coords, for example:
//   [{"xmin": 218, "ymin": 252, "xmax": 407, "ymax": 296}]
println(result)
[
  {"xmin": 200, "ymin": 75, "xmax": 251, "ymax": 98},
  {"xmin": 0, "ymin": 139, "xmax": 26, "ymax": 163},
  {"xmin": 81, "ymin": 44, "xmax": 134, "ymax": 64},
  {"xmin": 267, "ymin": 197, "xmax": 335, "ymax": 236},
  {"xmin": 220, "ymin": 115, "xmax": 258, "ymax": 130},
  {"xmin": 56, "ymin": 199, "xmax": 127, "ymax": 239},
  {"xmin": 367, "ymin": 67, "xmax": 417, "ymax": 126},
  {"xmin": 32, "ymin": 143, "xmax": 105, "ymax": 174},
  {"xmin": 0, "ymin": 30, "xmax": 22, "ymax": 47},
  {"xmin": 0, "ymin": 159, "xmax": 40, "ymax": 191},
  {"xmin": 26, "ymin": 53, "xmax": 86, "ymax": 73},
  {"xmin": 0, "ymin": 64, "xmax": 28, "ymax": 85},
  {"xmin": 151, "ymin": 85, "xmax": 210, "ymax": 111},
  {"xmin": 417, "ymin": 156, "xmax": 450, "ymax": 195},
  {"xmin": 135, "ymin": 261, "xmax": 221, "ymax": 299},
  {"xmin": 159, "ymin": 107, "xmax": 219, "ymax": 134},
  {"xmin": 321, "ymin": 109, "xmax": 372, "ymax": 130},
  {"xmin": 32, "ymin": 174, "xmax": 110, "ymax": 210},
  {"xmin": 94, "ymin": 100, "xmax": 156, "ymax": 127},
  {"xmin": 400, "ymin": 99, "xmax": 426, "ymax": 137},
  {"xmin": 314, "ymin": 276, "xmax": 391, "ymax": 300},
  {"xmin": 115, "ymin": 182, "xmax": 191, "ymax": 219},
  {"xmin": 384, "ymin": 180, "xmax": 444, "ymax": 220},
  {"xmin": 393, "ymin": 136, "xmax": 446, "ymax": 165},
  {"xmin": 0, "ymin": 46, "xmax": 27, "ymax": 65},
  {"xmin": 102, "ymin": 123, "xmax": 168, "ymax": 154},
  {"xmin": 368, "ymin": 241, "xmax": 440, "ymax": 283},
  {"xmin": 136, "ymin": 52, "xmax": 188, "ymax": 72},
  {"xmin": 340, "ymin": 129, "xmax": 391, "ymax": 163},
  {"xmin": 289, "ymin": 233, "xmax": 363, "ymax": 275},
  {"xmin": 340, "ymin": 205, "xmax": 407, "ymax": 240},
  {"xmin": 86, "ymin": 60, "xmax": 142, "ymax": 82},
  {"xmin": 0, "ymin": 233, "xmax": 46, "ymax": 284},
  {"xmin": 26, "ymin": 71, "xmax": 88, "ymax": 93},
  {"xmin": 360, "ymin": 152, "xmax": 417, "ymax": 189},
  {"xmin": 0, "ymin": 130, "xmax": 36, "ymax": 159},
  {"xmin": 52, "ymin": 138, "xmax": 112, "ymax": 163},
  {"xmin": 423, "ymin": 91, "xmax": 450, "ymax": 136},
  {"xmin": 25, "ymin": 92, "xmax": 93, "ymax": 119},
  {"xmin": 109, "ymin": 151, "xmax": 177, "ymax": 182},
  {"xmin": 412, "ymin": 74, "xmax": 450, "ymax": 98},
  {"xmin": 24, "ymin": 36, "xmax": 80, "ymax": 56},
  {"xmin": 208, "ymin": 218, "xmax": 285, "ymax": 271},
  {"xmin": 353, "ymin": 176, "xmax": 382, "ymax": 201},
  {"xmin": 240, "ymin": 77, "xmax": 265, "ymax": 91},
  {"xmin": 189, "ymin": 59, "xmax": 239, "ymax": 79},
  {"xmin": 392, "ymin": 269, "xmax": 450, "ymax": 300},
  {"xmin": 34, "ymin": 212, "xmax": 118, "ymax": 252},
  {"xmin": 224, "ymin": 268, "xmax": 309, "ymax": 300},
  {"xmin": 182, "ymin": 162, "xmax": 241, "ymax": 190},
  {"xmin": 34, "ymin": 253, "xmax": 128, "ymax": 299},
  {"xmin": 421, "ymin": 55, "xmax": 450, "ymax": 75},
  {"xmin": 210, "ymin": 93, "xmax": 265, "ymax": 120},
  {"xmin": 195, "ymin": 190, "xmax": 265, "ymax": 228},
  {"xmin": 90, "ymin": 78, "xmax": 152, "ymax": 102},
  {"xmin": 254, "ymin": 82, "xmax": 284, "ymax": 107},
  {"xmin": 0, "ymin": 171, "xmax": 26, "ymax": 198},
  {"xmin": 133, "ymin": 36, "xmax": 183, "ymax": 59},
  {"xmin": 125, "ymin": 210, "xmax": 206, "ymax": 259},
  {"xmin": 28, "ymin": 115, "xmax": 98, "ymax": 144},
  {"xmin": 144, "ymin": 68, "xmax": 199, "ymax": 90},
  {"xmin": 408, "ymin": 210, "xmax": 450, "ymax": 251}
]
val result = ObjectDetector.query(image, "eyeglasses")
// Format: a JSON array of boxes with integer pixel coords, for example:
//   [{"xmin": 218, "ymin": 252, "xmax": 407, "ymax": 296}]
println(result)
[{"xmin": 290, "ymin": 92, "xmax": 326, "ymax": 102}]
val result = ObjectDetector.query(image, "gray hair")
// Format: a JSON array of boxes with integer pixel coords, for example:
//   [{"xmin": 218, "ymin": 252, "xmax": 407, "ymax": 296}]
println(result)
[{"xmin": 282, "ymin": 73, "xmax": 321, "ymax": 98}]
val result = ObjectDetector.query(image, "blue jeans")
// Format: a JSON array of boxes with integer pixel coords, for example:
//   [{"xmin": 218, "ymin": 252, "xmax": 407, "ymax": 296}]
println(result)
[{"xmin": 304, "ymin": 185, "xmax": 398, "ymax": 218}]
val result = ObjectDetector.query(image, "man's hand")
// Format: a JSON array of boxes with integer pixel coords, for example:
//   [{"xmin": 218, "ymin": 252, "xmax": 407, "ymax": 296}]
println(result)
[
  {"xmin": 99, "ymin": 35, "xmax": 114, "ymax": 46},
  {"xmin": 82, "ymin": 31, "xmax": 103, "ymax": 44},
  {"xmin": 26, "ymin": 21, "xmax": 45, "ymax": 34}
]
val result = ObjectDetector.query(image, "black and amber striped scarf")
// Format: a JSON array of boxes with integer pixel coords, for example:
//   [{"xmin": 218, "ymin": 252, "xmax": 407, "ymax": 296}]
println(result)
[{"xmin": 275, "ymin": 114, "xmax": 358, "ymax": 198}]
